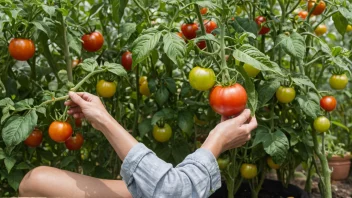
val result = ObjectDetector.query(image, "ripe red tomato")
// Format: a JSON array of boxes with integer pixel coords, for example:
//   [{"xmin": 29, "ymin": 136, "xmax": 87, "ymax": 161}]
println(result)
[
  {"xmin": 313, "ymin": 116, "xmax": 330, "ymax": 133},
  {"xmin": 308, "ymin": 0, "xmax": 326, "ymax": 15},
  {"xmin": 200, "ymin": 7, "xmax": 208, "ymax": 15},
  {"xmin": 255, "ymin": 16, "xmax": 270, "ymax": 35},
  {"xmin": 181, "ymin": 23, "xmax": 199, "ymax": 40},
  {"xmin": 240, "ymin": 164, "xmax": 258, "ymax": 179},
  {"xmin": 24, "ymin": 128, "xmax": 43, "ymax": 147},
  {"xmin": 8, "ymin": 38, "xmax": 35, "ymax": 61},
  {"xmin": 267, "ymin": 157, "xmax": 280, "ymax": 169},
  {"xmin": 204, "ymin": 20, "xmax": 217, "ymax": 33},
  {"xmin": 196, "ymin": 41, "xmax": 206, "ymax": 50},
  {"xmin": 96, "ymin": 80, "xmax": 117, "ymax": 98},
  {"xmin": 276, "ymin": 86, "xmax": 296, "ymax": 103},
  {"xmin": 153, "ymin": 123, "xmax": 172, "ymax": 142},
  {"xmin": 49, "ymin": 121, "xmax": 73, "ymax": 143},
  {"xmin": 298, "ymin": 11, "xmax": 308, "ymax": 19},
  {"xmin": 189, "ymin": 66, "xmax": 215, "ymax": 91},
  {"xmin": 329, "ymin": 74, "xmax": 348, "ymax": 90},
  {"xmin": 82, "ymin": 31, "xmax": 104, "ymax": 52},
  {"xmin": 121, "ymin": 51, "xmax": 132, "ymax": 71},
  {"xmin": 209, "ymin": 84, "xmax": 248, "ymax": 116},
  {"xmin": 65, "ymin": 133, "xmax": 84, "ymax": 150},
  {"xmin": 315, "ymin": 24, "xmax": 327, "ymax": 36},
  {"xmin": 320, "ymin": 96, "xmax": 337, "ymax": 112}
]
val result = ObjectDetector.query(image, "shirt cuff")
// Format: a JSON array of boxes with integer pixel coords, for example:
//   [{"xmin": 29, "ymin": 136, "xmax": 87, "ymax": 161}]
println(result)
[
  {"xmin": 183, "ymin": 148, "xmax": 221, "ymax": 192},
  {"xmin": 120, "ymin": 143, "xmax": 153, "ymax": 186}
]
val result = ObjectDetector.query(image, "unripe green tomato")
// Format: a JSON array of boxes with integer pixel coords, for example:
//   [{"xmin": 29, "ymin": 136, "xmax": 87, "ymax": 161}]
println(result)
[
  {"xmin": 188, "ymin": 66, "xmax": 216, "ymax": 91},
  {"xmin": 313, "ymin": 116, "xmax": 330, "ymax": 133},
  {"xmin": 243, "ymin": 63, "xmax": 260, "ymax": 78},
  {"xmin": 276, "ymin": 86, "xmax": 296, "ymax": 103}
]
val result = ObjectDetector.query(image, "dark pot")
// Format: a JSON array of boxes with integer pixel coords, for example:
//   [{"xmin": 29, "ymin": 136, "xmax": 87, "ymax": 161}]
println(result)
[
  {"xmin": 328, "ymin": 153, "xmax": 351, "ymax": 181},
  {"xmin": 210, "ymin": 179, "xmax": 309, "ymax": 198}
]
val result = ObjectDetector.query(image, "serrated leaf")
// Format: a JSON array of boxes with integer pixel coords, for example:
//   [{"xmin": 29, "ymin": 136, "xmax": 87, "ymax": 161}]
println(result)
[
  {"xmin": 120, "ymin": 23, "xmax": 136, "ymax": 41},
  {"xmin": 163, "ymin": 32, "xmax": 185, "ymax": 65},
  {"xmin": 104, "ymin": 62, "xmax": 127, "ymax": 76},
  {"xmin": 276, "ymin": 32, "xmax": 305, "ymax": 59},
  {"xmin": 2, "ymin": 110, "xmax": 38, "ymax": 147},
  {"xmin": 292, "ymin": 76, "xmax": 317, "ymax": 90},
  {"xmin": 68, "ymin": 33, "xmax": 81, "ymax": 55},
  {"xmin": 154, "ymin": 87, "xmax": 169, "ymax": 106},
  {"xmin": 5, "ymin": 157, "xmax": 16, "ymax": 173},
  {"xmin": 178, "ymin": 111, "xmax": 193, "ymax": 134},
  {"xmin": 233, "ymin": 44, "xmax": 282, "ymax": 74},
  {"xmin": 132, "ymin": 30, "xmax": 162, "ymax": 67},
  {"xmin": 80, "ymin": 58, "xmax": 98, "ymax": 72},
  {"xmin": 296, "ymin": 96, "xmax": 320, "ymax": 118},
  {"xmin": 257, "ymin": 79, "xmax": 280, "ymax": 108},
  {"xmin": 230, "ymin": 17, "xmax": 258, "ymax": 35},
  {"xmin": 0, "ymin": 98, "xmax": 14, "ymax": 107},
  {"xmin": 138, "ymin": 119, "xmax": 152, "ymax": 138}
]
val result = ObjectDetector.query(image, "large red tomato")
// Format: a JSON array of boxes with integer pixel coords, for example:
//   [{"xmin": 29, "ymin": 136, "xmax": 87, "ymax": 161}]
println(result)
[
  {"xmin": 82, "ymin": 31, "xmax": 104, "ymax": 52},
  {"xmin": 209, "ymin": 84, "xmax": 248, "ymax": 116},
  {"xmin": 320, "ymin": 96, "xmax": 337, "ymax": 112},
  {"xmin": 121, "ymin": 51, "xmax": 132, "ymax": 70},
  {"xmin": 48, "ymin": 121, "xmax": 73, "ymax": 143},
  {"xmin": 65, "ymin": 133, "xmax": 84, "ymax": 150},
  {"xmin": 8, "ymin": 38, "xmax": 35, "ymax": 61},
  {"xmin": 181, "ymin": 23, "xmax": 198, "ymax": 40},
  {"xmin": 24, "ymin": 128, "xmax": 43, "ymax": 147}
]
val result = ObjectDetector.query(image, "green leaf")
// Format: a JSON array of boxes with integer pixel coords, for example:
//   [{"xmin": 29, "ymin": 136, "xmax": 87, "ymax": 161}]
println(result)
[
  {"xmin": 151, "ymin": 108, "xmax": 175, "ymax": 125},
  {"xmin": 155, "ymin": 145, "xmax": 171, "ymax": 161},
  {"xmin": 178, "ymin": 111, "xmax": 194, "ymax": 134},
  {"xmin": 253, "ymin": 129, "xmax": 289, "ymax": 164},
  {"xmin": 0, "ymin": 98, "xmax": 14, "ymax": 107},
  {"xmin": 233, "ymin": 44, "xmax": 282, "ymax": 74},
  {"xmin": 120, "ymin": 23, "xmax": 137, "ymax": 42},
  {"xmin": 296, "ymin": 96, "xmax": 320, "ymax": 118},
  {"xmin": 82, "ymin": 161, "xmax": 95, "ymax": 174},
  {"xmin": 0, "ymin": 148, "xmax": 5, "ymax": 160},
  {"xmin": 58, "ymin": 70, "xmax": 69, "ymax": 83},
  {"xmin": 16, "ymin": 162, "xmax": 31, "ymax": 170},
  {"xmin": 333, "ymin": 11, "xmax": 348, "ymax": 36},
  {"xmin": 164, "ymin": 77, "xmax": 177, "ymax": 94},
  {"xmin": 7, "ymin": 170, "xmax": 23, "ymax": 191},
  {"xmin": 104, "ymin": 62, "xmax": 127, "ymax": 76},
  {"xmin": 60, "ymin": 156, "xmax": 76, "ymax": 168},
  {"xmin": 132, "ymin": 30, "xmax": 162, "ymax": 67},
  {"xmin": 194, "ymin": 34, "xmax": 218, "ymax": 44},
  {"xmin": 88, "ymin": 3, "xmax": 104, "ymax": 18},
  {"xmin": 138, "ymin": 119, "xmax": 152, "ymax": 138},
  {"xmin": 236, "ymin": 65, "xmax": 257, "ymax": 113},
  {"xmin": 154, "ymin": 87, "xmax": 169, "ymax": 106},
  {"xmin": 194, "ymin": 1, "xmax": 219, "ymax": 9},
  {"xmin": 276, "ymin": 32, "xmax": 305, "ymax": 59},
  {"xmin": 80, "ymin": 58, "xmax": 98, "ymax": 72},
  {"xmin": 42, "ymin": 5, "xmax": 56, "ymax": 16},
  {"xmin": 36, "ymin": 107, "xmax": 46, "ymax": 117},
  {"xmin": 163, "ymin": 32, "xmax": 185, "ymax": 65},
  {"xmin": 2, "ymin": 110, "xmax": 38, "ymax": 147},
  {"xmin": 172, "ymin": 140, "xmax": 190, "ymax": 164},
  {"xmin": 31, "ymin": 21, "xmax": 49, "ymax": 35},
  {"xmin": 331, "ymin": 121, "xmax": 350, "ymax": 132},
  {"xmin": 257, "ymin": 79, "xmax": 280, "ymax": 108},
  {"xmin": 292, "ymin": 76, "xmax": 317, "ymax": 90},
  {"xmin": 5, "ymin": 157, "xmax": 16, "ymax": 173},
  {"xmin": 112, "ymin": 0, "xmax": 128, "ymax": 24},
  {"xmin": 230, "ymin": 17, "xmax": 258, "ymax": 35},
  {"xmin": 68, "ymin": 33, "xmax": 82, "ymax": 55}
]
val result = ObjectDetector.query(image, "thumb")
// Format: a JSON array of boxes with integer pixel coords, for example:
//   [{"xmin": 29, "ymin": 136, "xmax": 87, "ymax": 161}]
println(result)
[{"xmin": 68, "ymin": 91, "xmax": 85, "ymax": 106}]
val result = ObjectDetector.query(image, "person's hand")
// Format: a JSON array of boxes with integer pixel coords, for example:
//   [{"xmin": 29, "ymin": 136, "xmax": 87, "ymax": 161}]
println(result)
[
  {"xmin": 201, "ymin": 109, "xmax": 257, "ymax": 158},
  {"xmin": 65, "ymin": 92, "xmax": 113, "ymax": 131}
]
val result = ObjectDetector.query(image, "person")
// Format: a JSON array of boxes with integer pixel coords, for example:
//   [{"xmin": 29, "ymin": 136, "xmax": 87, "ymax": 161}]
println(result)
[{"xmin": 19, "ymin": 92, "xmax": 257, "ymax": 198}]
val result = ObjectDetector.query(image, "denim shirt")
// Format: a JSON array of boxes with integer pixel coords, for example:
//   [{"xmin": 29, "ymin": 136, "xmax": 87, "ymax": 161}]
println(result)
[{"xmin": 120, "ymin": 143, "xmax": 221, "ymax": 198}]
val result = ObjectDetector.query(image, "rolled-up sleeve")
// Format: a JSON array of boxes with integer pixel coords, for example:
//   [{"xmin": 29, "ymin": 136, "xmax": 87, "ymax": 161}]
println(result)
[{"xmin": 120, "ymin": 143, "xmax": 221, "ymax": 198}]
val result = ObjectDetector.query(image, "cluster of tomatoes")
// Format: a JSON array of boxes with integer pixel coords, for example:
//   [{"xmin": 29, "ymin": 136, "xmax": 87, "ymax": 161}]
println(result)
[{"xmin": 24, "ymin": 119, "xmax": 84, "ymax": 150}]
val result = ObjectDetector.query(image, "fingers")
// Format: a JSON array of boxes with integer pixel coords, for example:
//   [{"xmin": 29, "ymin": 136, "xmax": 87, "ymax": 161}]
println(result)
[
  {"xmin": 221, "ymin": 115, "xmax": 229, "ymax": 122},
  {"xmin": 73, "ymin": 113, "xmax": 85, "ymax": 119},
  {"xmin": 75, "ymin": 92, "xmax": 96, "ymax": 102},
  {"xmin": 67, "ymin": 106, "xmax": 82, "ymax": 115},
  {"xmin": 68, "ymin": 92, "xmax": 86, "ymax": 106},
  {"xmin": 233, "ymin": 109, "xmax": 251, "ymax": 124}
]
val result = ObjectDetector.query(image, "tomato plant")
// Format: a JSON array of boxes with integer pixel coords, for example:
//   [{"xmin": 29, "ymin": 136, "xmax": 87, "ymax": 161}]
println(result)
[
  {"xmin": 121, "ymin": 51, "xmax": 132, "ymax": 71},
  {"xmin": 240, "ymin": 164, "xmax": 258, "ymax": 179},
  {"xmin": 189, "ymin": 66, "xmax": 215, "ymax": 91},
  {"xmin": 65, "ymin": 133, "xmax": 84, "ymax": 150},
  {"xmin": 153, "ymin": 123, "xmax": 172, "ymax": 143},
  {"xmin": 8, "ymin": 38, "xmax": 35, "ymax": 61},
  {"xmin": 82, "ymin": 31, "xmax": 104, "ymax": 52},
  {"xmin": 276, "ymin": 86, "xmax": 296, "ymax": 104},
  {"xmin": 96, "ymin": 80, "xmax": 117, "ymax": 98},
  {"xmin": 313, "ymin": 116, "xmax": 331, "ymax": 133},
  {"xmin": 329, "ymin": 74, "xmax": 349, "ymax": 90},
  {"xmin": 49, "ymin": 121, "xmax": 73, "ymax": 143},
  {"xmin": 24, "ymin": 128, "xmax": 43, "ymax": 148},
  {"xmin": 308, "ymin": 0, "xmax": 326, "ymax": 15},
  {"xmin": 320, "ymin": 96, "xmax": 337, "ymax": 112},
  {"xmin": 209, "ymin": 84, "xmax": 247, "ymax": 117},
  {"xmin": 181, "ymin": 22, "xmax": 198, "ymax": 39}
]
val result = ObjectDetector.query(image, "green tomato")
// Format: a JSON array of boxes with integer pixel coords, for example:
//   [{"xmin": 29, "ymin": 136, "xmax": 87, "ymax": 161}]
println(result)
[
  {"xmin": 243, "ymin": 63, "xmax": 260, "ymax": 78},
  {"xmin": 313, "ymin": 116, "xmax": 330, "ymax": 133},
  {"xmin": 188, "ymin": 66, "xmax": 216, "ymax": 91}
]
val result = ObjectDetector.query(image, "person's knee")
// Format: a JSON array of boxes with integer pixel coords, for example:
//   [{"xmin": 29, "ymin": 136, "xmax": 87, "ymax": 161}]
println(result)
[{"xmin": 19, "ymin": 166, "xmax": 51, "ymax": 196}]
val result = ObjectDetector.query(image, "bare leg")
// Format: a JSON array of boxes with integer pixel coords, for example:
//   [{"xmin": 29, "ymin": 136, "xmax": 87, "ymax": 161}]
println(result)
[{"xmin": 19, "ymin": 166, "xmax": 132, "ymax": 198}]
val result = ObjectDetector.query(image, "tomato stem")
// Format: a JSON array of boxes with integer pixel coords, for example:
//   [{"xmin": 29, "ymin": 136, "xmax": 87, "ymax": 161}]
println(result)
[
  {"xmin": 132, "ymin": 64, "xmax": 140, "ymax": 136},
  {"xmin": 219, "ymin": 21, "xmax": 231, "ymax": 84},
  {"xmin": 59, "ymin": 7, "xmax": 73, "ymax": 82}
]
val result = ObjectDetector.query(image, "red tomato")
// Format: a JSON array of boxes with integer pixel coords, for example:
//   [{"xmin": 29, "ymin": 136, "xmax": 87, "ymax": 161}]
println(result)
[
  {"xmin": 82, "ymin": 31, "xmax": 104, "ymax": 52},
  {"xmin": 121, "ymin": 51, "xmax": 132, "ymax": 71},
  {"xmin": 320, "ymin": 96, "xmax": 337, "ymax": 112},
  {"xmin": 204, "ymin": 20, "xmax": 217, "ymax": 33},
  {"xmin": 65, "ymin": 133, "xmax": 84, "ymax": 150},
  {"xmin": 8, "ymin": 38, "xmax": 35, "ymax": 61},
  {"xmin": 197, "ymin": 41, "xmax": 206, "ymax": 50},
  {"xmin": 308, "ymin": 0, "xmax": 326, "ymax": 15},
  {"xmin": 24, "ymin": 128, "xmax": 43, "ymax": 147},
  {"xmin": 298, "ymin": 11, "xmax": 308, "ymax": 19},
  {"xmin": 209, "ymin": 84, "xmax": 248, "ymax": 116},
  {"xmin": 200, "ymin": 7, "xmax": 208, "ymax": 15},
  {"xmin": 255, "ymin": 16, "xmax": 270, "ymax": 35},
  {"xmin": 181, "ymin": 23, "xmax": 199, "ymax": 40},
  {"xmin": 48, "ymin": 121, "xmax": 73, "ymax": 143}
]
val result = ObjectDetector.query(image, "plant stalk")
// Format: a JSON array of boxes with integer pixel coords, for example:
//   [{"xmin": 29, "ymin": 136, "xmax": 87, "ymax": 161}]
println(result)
[{"xmin": 59, "ymin": 10, "xmax": 73, "ymax": 82}]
